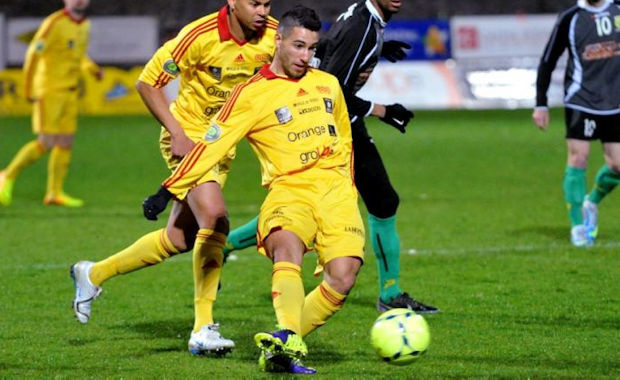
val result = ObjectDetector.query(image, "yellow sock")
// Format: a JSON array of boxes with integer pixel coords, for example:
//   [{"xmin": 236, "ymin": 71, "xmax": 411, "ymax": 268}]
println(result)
[
  {"xmin": 90, "ymin": 229, "xmax": 179, "ymax": 286},
  {"xmin": 47, "ymin": 146, "xmax": 72, "ymax": 196},
  {"xmin": 300, "ymin": 280, "xmax": 346, "ymax": 337},
  {"xmin": 193, "ymin": 228, "xmax": 226, "ymax": 332},
  {"xmin": 272, "ymin": 261, "xmax": 304, "ymax": 335},
  {"xmin": 5, "ymin": 140, "xmax": 46, "ymax": 180}
]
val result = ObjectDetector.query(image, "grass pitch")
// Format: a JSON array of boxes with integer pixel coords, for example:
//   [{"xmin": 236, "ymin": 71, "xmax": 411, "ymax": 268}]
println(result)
[{"xmin": 0, "ymin": 109, "xmax": 618, "ymax": 379}]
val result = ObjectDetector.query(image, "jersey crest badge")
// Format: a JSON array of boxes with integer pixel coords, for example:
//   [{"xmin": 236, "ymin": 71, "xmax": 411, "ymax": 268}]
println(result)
[
  {"xmin": 204, "ymin": 123, "xmax": 222, "ymax": 142},
  {"xmin": 323, "ymin": 98, "xmax": 333, "ymax": 114},
  {"xmin": 208, "ymin": 66, "xmax": 222, "ymax": 80},
  {"xmin": 275, "ymin": 106, "xmax": 293, "ymax": 124}
]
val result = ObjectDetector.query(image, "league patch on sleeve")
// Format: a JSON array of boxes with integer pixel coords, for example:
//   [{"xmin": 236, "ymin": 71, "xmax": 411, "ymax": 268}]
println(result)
[
  {"xmin": 163, "ymin": 59, "xmax": 180, "ymax": 77},
  {"xmin": 204, "ymin": 123, "xmax": 222, "ymax": 142},
  {"xmin": 34, "ymin": 41, "xmax": 45, "ymax": 52}
]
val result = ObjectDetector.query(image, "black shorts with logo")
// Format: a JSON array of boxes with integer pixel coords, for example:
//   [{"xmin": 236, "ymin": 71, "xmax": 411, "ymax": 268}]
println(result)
[{"xmin": 565, "ymin": 108, "xmax": 620, "ymax": 142}]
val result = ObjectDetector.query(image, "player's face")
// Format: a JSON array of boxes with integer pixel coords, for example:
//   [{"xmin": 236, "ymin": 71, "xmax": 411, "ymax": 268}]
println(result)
[
  {"xmin": 373, "ymin": 0, "xmax": 402, "ymax": 17},
  {"xmin": 275, "ymin": 26, "xmax": 319, "ymax": 79},
  {"xmin": 64, "ymin": 0, "xmax": 90, "ymax": 15},
  {"xmin": 229, "ymin": 0, "xmax": 271, "ymax": 32}
]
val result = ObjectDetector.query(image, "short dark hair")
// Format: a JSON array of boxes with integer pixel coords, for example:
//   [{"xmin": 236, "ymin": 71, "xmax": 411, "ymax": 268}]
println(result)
[{"xmin": 278, "ymin": 5, "xmax": 322, "ymax": 36}]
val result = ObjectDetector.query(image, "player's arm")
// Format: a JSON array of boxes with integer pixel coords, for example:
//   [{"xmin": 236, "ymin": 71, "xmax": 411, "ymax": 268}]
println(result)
[
  {"xmin": 143, "ymin": 85, "xmax": 256, "ymax": 220},
  {"xmin": 80, "ymin": 21, "xmax": 103, "ymax": 80},
  {"xmin": 533, "ymin": 8, "xmax": 574, "ymax": 130},
  {"xmin": 23, "ymin": 16, "xmax": 55, "ymax": 101},
  {"xmin": 136, "ymin": 39, "xmax": 193, "ymax": 157}
]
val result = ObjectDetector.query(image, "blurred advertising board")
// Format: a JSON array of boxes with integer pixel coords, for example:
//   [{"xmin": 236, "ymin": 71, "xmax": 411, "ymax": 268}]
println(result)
[
  {"xmin": 357, "ymin": 61, "xmax": 462, "ymax": 109},
  {"xmin": 7, "ymin": 16, "xmax": 158, "ymax": 65},
  {"xmin": 384, "ymin": 20, "xmax": 451, "ymax": 61},
  {"xmin": 0, "ymin": 66, "xmax": 147, "ymax": 115},
  {"xmin": 0, "ymin": 14, "xmax": 5, "ymax": 70},
  {"xmin": 451, "ymin": 14, "xmax": 557, "ymax": 59}
]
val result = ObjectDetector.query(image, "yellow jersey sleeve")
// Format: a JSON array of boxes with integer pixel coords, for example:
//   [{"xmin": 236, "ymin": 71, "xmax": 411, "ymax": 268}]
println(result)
[
  {"xmin": 162, "ymin": 80, "xmax": 259, "ymax": 198},
  {"xmin": 23, "ymin": 11, "xmax": 63, "ymax": 99}
]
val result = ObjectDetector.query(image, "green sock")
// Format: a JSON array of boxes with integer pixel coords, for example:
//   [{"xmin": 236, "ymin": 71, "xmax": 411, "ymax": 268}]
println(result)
[
  {"xmin": 588, "ymin": 165, "xmax": 620, "ymax": 204},
  {"xmin": 563, "ymin": 166, "xmax": 586, "ymax": 226},
  {"xmin": 368, "ymin": 214, "xmax": 402, "ymax": 302},
  {"xmin": 223, "ymin": 215, "xmax": 258, "ymax": 256}
]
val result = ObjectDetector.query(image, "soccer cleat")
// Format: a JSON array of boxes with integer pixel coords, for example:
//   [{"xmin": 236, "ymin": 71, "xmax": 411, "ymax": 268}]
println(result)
[
  {"xmin": 44, "ymin": 192, "xmax": 84, "ymax": 207},
  {"xmin": 70, "ymin": 261, "xmax": 102, "ymax": 323},
  {"xmin": 258, "ymin": 350, "xmax": 317, "ymax": 374},
  {"xmin": 0, "ymin": 171, "xmax": 14, "ymax": 206},
  {"xmin": 377, "ymin": 292, "xmax": 439, "ymax": 314},
  {"xmin": 188, "ymin": 324, "xmax": 235, "ymax": 355},
  {"xmin": 582, "ymin": 197, "xmax": 598, "ymax": 242},
  {"xmin": 570, "ymin": 224, "xmax": 592, "ymax": 247},
  {"xmin": 254, "ymin": 328, "xmax": 308, "ymax": 359}
]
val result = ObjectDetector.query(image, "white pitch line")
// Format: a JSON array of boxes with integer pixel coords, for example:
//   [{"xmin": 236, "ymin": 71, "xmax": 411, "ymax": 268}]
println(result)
[{"xmin": 5, "ymin": 241, "xmax": 620, "ymax": 271}]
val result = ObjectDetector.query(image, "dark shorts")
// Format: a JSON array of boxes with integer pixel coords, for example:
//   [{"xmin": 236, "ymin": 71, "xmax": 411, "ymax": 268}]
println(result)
[{"xmin": 565, "ymin": 108, "xmax": 620, "ymax": 142}]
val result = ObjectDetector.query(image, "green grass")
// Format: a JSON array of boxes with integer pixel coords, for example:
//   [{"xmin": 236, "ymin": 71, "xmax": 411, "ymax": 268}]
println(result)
[{"xmin": 0, "ymin": 110, "xmax": 618, "ymax": 379}]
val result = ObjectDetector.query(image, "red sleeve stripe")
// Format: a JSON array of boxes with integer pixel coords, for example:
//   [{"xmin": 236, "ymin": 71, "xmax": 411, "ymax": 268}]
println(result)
[
  {"xmin": 172, "ymin": 21, "xmax": 218, "ymax": 62},
  {"xmin": 39, "ymin": 12, "xmax": 64, "ymax": 39},
  {"xmin": 157, "ymin": 76, "xmax": 172, "ymax": 89},
  {"xmin": 153, "ymin": 72, "xmax": 166, "ymax": 88},
  {"xmin": 217, "ymin": 74, "xmax": 263, "ymax": 122},
  {"xmin": 170, "ymin": 17, "xmax": 217, "ymax": 58},
  {"xmin": 163, "ymin": 142, "xmax": 207, "ymax": 188}
]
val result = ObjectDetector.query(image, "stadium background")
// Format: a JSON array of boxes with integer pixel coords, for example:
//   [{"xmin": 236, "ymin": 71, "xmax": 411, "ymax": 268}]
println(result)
[{"xmin": 0, "ymin": 0, "xmax": 577, "ymax": 115}]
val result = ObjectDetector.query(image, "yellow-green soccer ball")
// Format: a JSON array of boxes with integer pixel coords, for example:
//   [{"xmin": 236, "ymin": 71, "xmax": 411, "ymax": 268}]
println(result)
[{"xmin": 370, "ymin": 308, "xmax": 430, "ymax": 365}]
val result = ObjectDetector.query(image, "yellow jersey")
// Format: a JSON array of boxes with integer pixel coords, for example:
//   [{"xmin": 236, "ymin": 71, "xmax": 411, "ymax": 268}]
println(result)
[
  {"xmin": 164, "ymin": 65, "xmax": 354, "ymax": 199},
  {"xmin": 24, "ymin": 9, "xmax": 98, "ymax": 99},
  {"xmin": 138, "ymin": 6, "xmax": 278, "ymax": 135}
]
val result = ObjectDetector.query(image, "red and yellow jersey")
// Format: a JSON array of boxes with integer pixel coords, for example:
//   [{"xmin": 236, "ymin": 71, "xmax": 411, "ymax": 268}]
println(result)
[
  {"xmin": 138, "ymin": 6, "xmax": 278, "ymax": 135},
  {"xmin": 164, "ymin": 65, "xmax": 354, "ymax": 199},
  {"xmin": 23, "ymin": 9, "xmax": 98, "ymax": 99}
]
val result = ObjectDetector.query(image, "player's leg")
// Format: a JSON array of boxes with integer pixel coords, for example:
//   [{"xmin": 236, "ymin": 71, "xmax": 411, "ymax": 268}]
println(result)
[
  {"xmin": 223, "ymin": 215, "xmax": 259, "ymax": 256},
  {"xmin": 44, "ymin": 92, "xmax": 83, "ymax": 207},
  {"xmin": 352, "ymin": 123, "xmax": 437, "ymax": 313},
  {"xmin": 584, "ymin": 143, "xmax": 620, "ymax": 239},
  {"xmin": 185, "ymin": 181, "xmax": 235, "ymax": 354},
  {"xmin": 71, "ymin": 200, "xmax": 192, "ymax": 323},
  {"xmin": 253, "ymin": 192, "xmax": 315, "ymax": 373},
  {"xmin": 0, "ymin": 97, "xmax": 50, "ymax": 206},
  {"xmin": 563, "ymin": 108, "xmax": 592, "ymax": 246}
]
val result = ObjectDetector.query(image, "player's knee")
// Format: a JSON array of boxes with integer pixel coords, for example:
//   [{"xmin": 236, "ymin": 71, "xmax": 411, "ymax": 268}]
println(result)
[
  {"xmin": 368, "ymin": 192, "xmax": 399, "ymax": 219},
  {"xmin": 568, "ymin": 153, "xmax": 588, "ymax": 168},
  {"xmin": 328, "ymin": 272, "xmax": 358, "ymax": 295}
]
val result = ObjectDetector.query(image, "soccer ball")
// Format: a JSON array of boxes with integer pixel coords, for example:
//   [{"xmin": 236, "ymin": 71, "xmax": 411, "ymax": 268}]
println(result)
[{"xmin": 370, "ymin": 308, "xmax": 430, "ymax": 365}]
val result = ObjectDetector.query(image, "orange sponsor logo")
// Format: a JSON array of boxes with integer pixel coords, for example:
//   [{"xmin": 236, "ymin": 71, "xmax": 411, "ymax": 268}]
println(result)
[
  {"xmin": 316, "ymin": 85, "xmax": 331, "ymax": 94},
  {"xmin": 255, "ymin": 53, "xmax": 270, "ymax": 62}
]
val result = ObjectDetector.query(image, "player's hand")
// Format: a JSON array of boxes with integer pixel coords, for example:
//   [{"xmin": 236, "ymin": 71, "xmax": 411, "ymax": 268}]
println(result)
[
  {"xmin": 379, "ymin": 104, "xmax": 415, "ymax": 133},
  {"xmin": 170, "ymin": 132, "xmax": 195, "ymax": 157},
  {"xmin": 381, "ymin": 40, "xmax": 411, "ymax": 62},
  {"xmin": 142, "ymin": 186, "xmax": 173, "ymax": 221},
  {"xmin": 532, "ymin": 107, "xmax": 549, "ymax": 131}
]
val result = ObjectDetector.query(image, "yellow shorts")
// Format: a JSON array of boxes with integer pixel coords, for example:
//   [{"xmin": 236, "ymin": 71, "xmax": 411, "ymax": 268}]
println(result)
[
  {"xmin": 159, "ymin": 126, "xmax": 235, "ymax": 187},
  {"xmin": 32, "ymin": 90, "xmax": 78, "ymax": 135},
  {"xmin": 257, "ymin": 169, "xmax": 365, "ymax": 266}
]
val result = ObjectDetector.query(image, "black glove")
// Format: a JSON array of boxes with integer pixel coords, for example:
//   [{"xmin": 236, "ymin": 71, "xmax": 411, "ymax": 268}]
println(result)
[
  {"xmin": 142, "ymin": 186, "xmax": 173, "ymax": 221},
  {"xmin": 379, "ymin": 104, "xmax": 415, "ymax": 133},
  {"xmin": 381, "ymin": 40, "xmax": 411, "ymax": 62}
]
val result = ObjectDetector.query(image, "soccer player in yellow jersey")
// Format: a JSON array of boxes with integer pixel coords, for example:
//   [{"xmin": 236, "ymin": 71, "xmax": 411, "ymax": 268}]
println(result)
[
  {"xmin": 0, "ymin": 0, "xmax": 102, "ymax": 207},
  {"xmin": 70, "ymin": 0, "xmax": 277, "ymax": 356},
  {"xmin": 145, "ymin": 6, "xmax": 365, "ymax": 374}
]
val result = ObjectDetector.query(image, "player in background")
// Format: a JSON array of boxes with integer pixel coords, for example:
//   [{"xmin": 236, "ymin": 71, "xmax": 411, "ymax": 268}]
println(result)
[
  {"xmin": 533, "ymin": 0, "xmax": 620, "ymax": 247},
  {"xmin": 70, "ymin": 0, "xmax": 278, "ymax": 356},
  {"xmin": 145, "ymin": 6, "xmax": 364, "ymax": 374},
  {"xmin": 221, "ymin": 0, "xmax": 439, "ymax": 314},
  {"xmin": 0, "ymin": 0, "xmax": 103, "ymax": 207}
]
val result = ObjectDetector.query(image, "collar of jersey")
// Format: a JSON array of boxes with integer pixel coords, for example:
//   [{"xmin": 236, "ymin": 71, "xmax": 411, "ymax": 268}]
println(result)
[
  {"xmin": 365, "ymin": 0, "xmax": 387, "ymax": 27},
  {"xmin": 63, "ymin": 8, "xmax": 86, "ymax": 24},
  {"xmin": 259, "ymin": 64, "xmax": 304, "ymax": 82},
  {"xmin": 217, "ymin": 6, "xmax": 266, "ymax": 45},
  {"xmin": 577, "ymin": 0, "xmax": 612, "ymax": 12}
]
